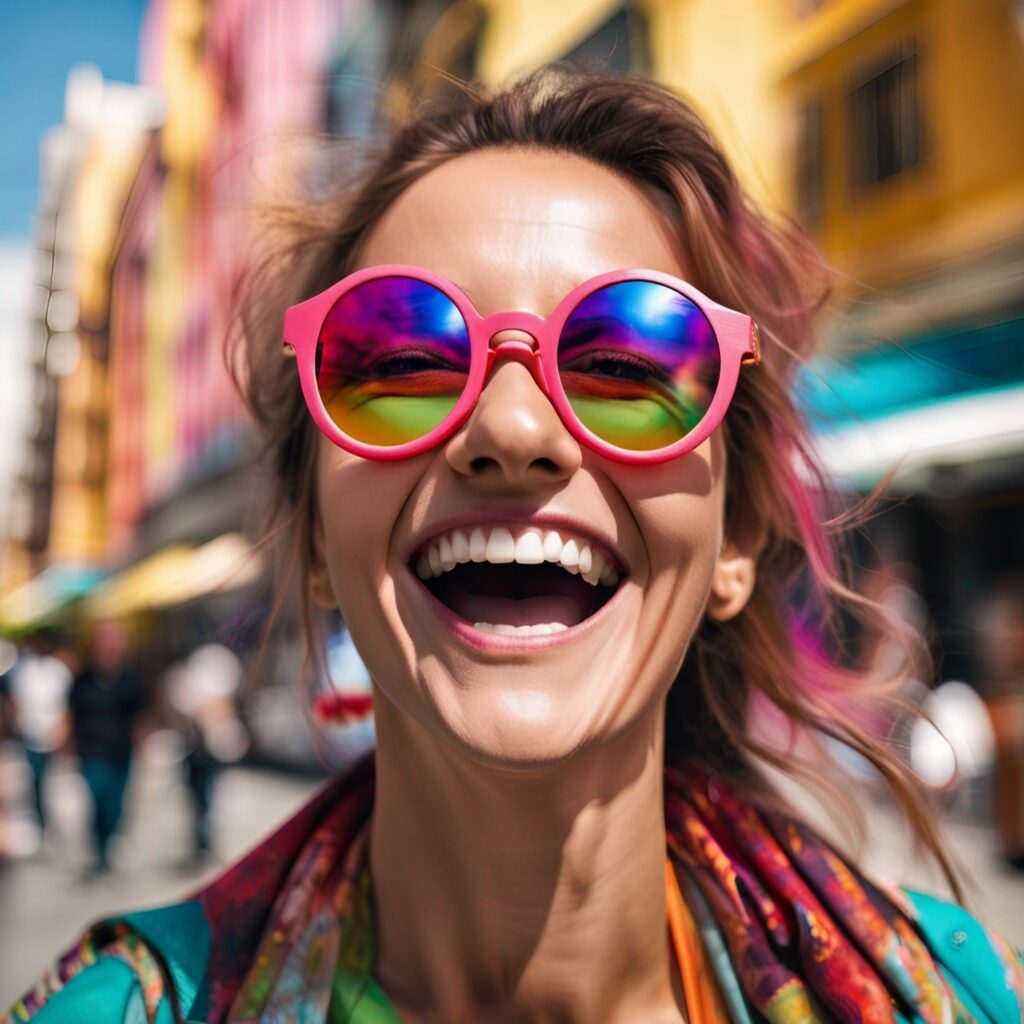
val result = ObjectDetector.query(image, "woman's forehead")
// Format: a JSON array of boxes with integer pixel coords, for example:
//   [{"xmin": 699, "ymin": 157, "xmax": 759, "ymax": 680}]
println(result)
[{"xmin": 357, "ymin": 148, "xmax": 689, "ymax": 315}]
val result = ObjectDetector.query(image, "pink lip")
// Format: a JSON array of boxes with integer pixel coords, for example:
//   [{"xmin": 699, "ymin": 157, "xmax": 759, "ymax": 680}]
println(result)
[
  {"xmin": 402, "ymin": 505, "xmax": 630, "ymax": 574},
  {"xmin": 412, "ymin": 570, "xmax": 629, "ymax": 652}
]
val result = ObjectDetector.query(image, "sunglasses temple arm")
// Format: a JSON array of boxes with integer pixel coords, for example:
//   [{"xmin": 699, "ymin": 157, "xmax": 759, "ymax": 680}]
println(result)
[
  {"xmin": 282, "ymin": 304, "xmax": 313, "ymax": 356},
  {"xmin": 740, "ymin": 321, "xmax": 761, "ymax": 367}
]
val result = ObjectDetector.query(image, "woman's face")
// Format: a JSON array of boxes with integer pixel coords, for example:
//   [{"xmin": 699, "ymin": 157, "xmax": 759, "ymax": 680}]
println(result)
[{"xmin": 314, "ymin": 148, "xmax": 736, "ymax": 768}]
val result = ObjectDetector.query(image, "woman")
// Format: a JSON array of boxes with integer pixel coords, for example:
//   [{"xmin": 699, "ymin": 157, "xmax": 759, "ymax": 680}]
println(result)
[{"xmin": 8, "ymin": 70, "xmax": 1023, "ymax": 1024}]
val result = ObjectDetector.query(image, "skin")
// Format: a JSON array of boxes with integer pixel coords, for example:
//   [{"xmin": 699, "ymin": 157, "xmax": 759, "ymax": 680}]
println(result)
[
  {"xmin": 310, "ymin": 149, "xmax": 758, "ymax": 1023},
  {"xmin": 90, "ymin": 621, "xmax": 129, "ymax": 675}
]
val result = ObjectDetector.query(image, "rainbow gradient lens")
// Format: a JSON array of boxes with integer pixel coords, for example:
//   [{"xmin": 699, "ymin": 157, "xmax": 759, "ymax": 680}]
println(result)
[
  {"xmin": 316, "ymin": 276, "xmax": 471, "ymax": 447},
  {"xmin": 557, "ymin": 281, "xmax": 721, "ymax": 451}
]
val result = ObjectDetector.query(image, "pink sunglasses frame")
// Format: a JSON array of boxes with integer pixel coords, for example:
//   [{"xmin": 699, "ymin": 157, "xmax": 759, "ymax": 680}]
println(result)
[{"xmin": 283, "ymin": 264, "xmax": 761, "ymax": 465}]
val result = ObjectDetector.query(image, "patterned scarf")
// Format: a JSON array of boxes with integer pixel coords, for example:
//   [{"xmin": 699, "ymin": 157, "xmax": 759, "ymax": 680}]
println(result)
[
  {"xmin": 8, "ymin": 757, "xmax": 1023, "ymax": 1023},
  {"xmin": 664, "ymin": 766, "xmax": 1024, "ymax": 1023}
]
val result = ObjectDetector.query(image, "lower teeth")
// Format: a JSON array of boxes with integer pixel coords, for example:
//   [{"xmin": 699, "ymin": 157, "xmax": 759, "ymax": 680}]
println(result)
[{"xmin": 474, "ymin": 622, "xmax": 569, "ymax": 636}]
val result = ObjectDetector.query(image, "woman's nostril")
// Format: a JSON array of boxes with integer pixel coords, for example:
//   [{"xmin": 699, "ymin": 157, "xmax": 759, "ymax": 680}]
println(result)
[
  {"xmin": 468, "ymin": 455, "xmax": 562, "ymax": 477},
  {"xmin": 468, "ymin": 454, "xmax": 565, "ymax": 477},
  {"xmin": 469, "ymin": 456, "xmax": 500, "ymax": 474}
]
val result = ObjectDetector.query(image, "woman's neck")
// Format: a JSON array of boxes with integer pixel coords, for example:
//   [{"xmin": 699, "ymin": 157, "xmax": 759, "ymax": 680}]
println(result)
[{"xmin": 369, "ymin": 699, "xmax": 685, "ymax": 1023}]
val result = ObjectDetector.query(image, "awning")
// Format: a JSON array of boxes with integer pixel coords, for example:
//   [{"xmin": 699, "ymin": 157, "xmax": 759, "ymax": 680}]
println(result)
[
  {"xmin": 812, "ymin": 384, "xmax": 1024, "ymax": 489},
  {"xmin": 84, "ymin": 533, "xmax": 263, "ymax": 620},
  {"xmin": 85, "ymin": 544, "xmax": 195, "ymax": 620},
  {"xmin": 0, "ymin": 565, "xmax": 108, "ymax": 634},
  {"xmin": 149, "ymin": 533, "xmax": 262, "ymax": 609},
  {"xmin": 801, "ymin": 315, "xmax": 1024, "ymax": 489}
]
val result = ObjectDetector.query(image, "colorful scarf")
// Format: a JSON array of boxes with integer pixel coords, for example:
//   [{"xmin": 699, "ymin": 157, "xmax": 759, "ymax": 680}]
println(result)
[
  {"xmin": 664, "ymin": 766, "xmax": 1024, "ymax": 1023},
  {"xmin": 7, "ymin": 757, "xmax": 1023, "ymax": 1023}
]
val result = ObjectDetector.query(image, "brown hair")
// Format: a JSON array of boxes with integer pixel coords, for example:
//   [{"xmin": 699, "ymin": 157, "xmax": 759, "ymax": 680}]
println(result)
[{"xmin": 232, "ymin": 68, "xmax": 960, "ymax": 897}]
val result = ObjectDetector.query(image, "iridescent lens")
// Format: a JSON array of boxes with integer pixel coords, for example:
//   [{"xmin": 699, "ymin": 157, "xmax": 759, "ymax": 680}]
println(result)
[
  {"xmin": 557, "ymin": 281, "xmax": 721, "ymax": 451},
  {"xmin": 316, "ymin": 277, "xmax": 471, "ymax": 447}
]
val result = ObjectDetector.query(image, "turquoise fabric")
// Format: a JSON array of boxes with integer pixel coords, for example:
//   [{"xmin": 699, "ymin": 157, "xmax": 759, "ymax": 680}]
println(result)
[
  {"xmin": 905, "ymin": 888, "xmax": 1023, "ymax": 1024},
  {"xmin": 19, "ymin": 959, "xmax": 157, "ymax": 1024},
  {"xmin": 15, "ymin": 900, "xmax": 393, "ymax": 1023},
  {"xmin": 119, "ymin": 902, "xmax": 212, "ymax": 1022},
  {"xmin": 13, "ymin": 903, "xmax": 210, "ymax": 1024}
]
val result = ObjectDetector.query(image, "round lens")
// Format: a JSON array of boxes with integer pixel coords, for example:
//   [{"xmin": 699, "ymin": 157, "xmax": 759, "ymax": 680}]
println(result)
[
  {"xmin": 316, "ymin": 276, "xmax": 471, "ymax": 447},
  {"xmin": 557, "ymin": 281, "xmax": 721, "ymax": 452}
]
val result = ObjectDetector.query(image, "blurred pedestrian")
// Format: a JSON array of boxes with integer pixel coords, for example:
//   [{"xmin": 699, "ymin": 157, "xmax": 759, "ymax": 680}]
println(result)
[
  {"xmin": 68, "ymin": 621, "xmax": 145, "ymax": 875},
  {"xmin": 0, "ymin": 631, "xmax": 73, "ymax": 838},
  {"xmin": 0, "ymin": 636, "xmax": 19, "ymax": 860},
  {"xmin": 163, "ymin": 642, "xmax": 247, "ymax": 867},
  {"xmin": 975, "ymin": 581, "xmax": 1024, "ymax": 866}
]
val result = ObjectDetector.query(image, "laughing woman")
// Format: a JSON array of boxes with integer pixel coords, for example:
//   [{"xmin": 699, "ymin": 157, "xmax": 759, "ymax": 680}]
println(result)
[{"xmin": 8, "ymin": 71, "xmax": 1024, "ymax": 1024}]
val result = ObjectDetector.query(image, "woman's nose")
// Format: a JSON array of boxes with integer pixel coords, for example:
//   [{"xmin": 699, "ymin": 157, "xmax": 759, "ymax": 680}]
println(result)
[{"xmin": 445, "ymin": 360, "xmax": 583, "ymax": 488}]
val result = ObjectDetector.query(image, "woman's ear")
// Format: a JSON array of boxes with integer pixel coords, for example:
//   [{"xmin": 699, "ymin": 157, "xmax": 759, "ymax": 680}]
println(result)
[
  {"xmin": 309, "ymin": 517, "xmax": 338, "ymax": 610},
  {"xmin": 705, "ymin": 530, "xmax": 764, "ymax": 622}
]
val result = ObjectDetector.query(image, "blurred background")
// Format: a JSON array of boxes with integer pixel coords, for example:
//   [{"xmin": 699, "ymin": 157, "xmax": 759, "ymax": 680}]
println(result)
[{"xmin": 1, "ymin": 0, "xmax": 1022, "ymax": 999}]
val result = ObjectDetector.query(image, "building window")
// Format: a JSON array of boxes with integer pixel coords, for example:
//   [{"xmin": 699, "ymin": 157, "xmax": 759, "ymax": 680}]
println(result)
[
  {"xmin": 848, "ymin": 45, "xmax": 922, "ymax": 188},
  {"xmin": 796, "ymin": 97, "xmax": 825, "ymax": 226}
]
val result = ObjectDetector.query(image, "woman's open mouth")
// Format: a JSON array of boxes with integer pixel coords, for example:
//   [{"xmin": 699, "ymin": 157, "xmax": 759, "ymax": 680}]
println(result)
[{"xmin": 411, "ymin": 525, "xmax": 624, "ymax": 637}]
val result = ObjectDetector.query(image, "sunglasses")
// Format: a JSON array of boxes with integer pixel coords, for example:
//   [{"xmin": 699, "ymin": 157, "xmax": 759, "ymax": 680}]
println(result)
[{"xmin": 283, "ymin": 265, "xmax": 760, "ymax": 465}]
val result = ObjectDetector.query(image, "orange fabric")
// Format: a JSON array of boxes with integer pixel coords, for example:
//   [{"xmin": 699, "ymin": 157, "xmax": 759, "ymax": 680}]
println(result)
[{"xmin": 665, "ymin": 858, "xmax": 730, "ymax": 1024}]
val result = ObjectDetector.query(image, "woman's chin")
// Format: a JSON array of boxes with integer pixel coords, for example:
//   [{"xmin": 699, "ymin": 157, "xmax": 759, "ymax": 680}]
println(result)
[
  {"xmin": 439, "ymin": 693, "xmax": 578, "ymax": 769},
  {"xmin": 415, "ymin": 676, "xmax": 642, "ymax": 774},
  {"xmin": 446, "ymin": 731, "xmax": 588, "ymax": 774}
]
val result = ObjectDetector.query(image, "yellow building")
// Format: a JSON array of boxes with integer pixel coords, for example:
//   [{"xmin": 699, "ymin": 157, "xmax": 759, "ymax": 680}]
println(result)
[
  {"xmin": 0, "ymin": 70, "xmax": 163, "ymax": 626},
  {"xmin": 771, "ymin": 0, "xmax": 1024, "ymax": 490},
  {"xmin": 474, "ymin": 0, "xmax": 1024, "ymax": 284},
  {"xmin": 779, "ymin": 0, "xmax": 1024, "ymax": 293},
  {"xmin": 47, "ymin": 73, "xmax": 164, "ymax": 567},
  {"xmin": 474, "ymin": 0, "xmax": 791, "ymax": 207},
  {"xmin": 772, "ymin": 0, "xmax": 1024, "ymax": 690}
]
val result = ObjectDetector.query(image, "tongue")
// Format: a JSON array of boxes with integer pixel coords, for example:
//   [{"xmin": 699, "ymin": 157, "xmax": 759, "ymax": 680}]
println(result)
[
  {"xmin": 446, "ymin": 592, "xmax": 590, "ymax": 628},
  {"xmin": 425, "ymin": 561, "xmax": 603, "ymax": 627}
]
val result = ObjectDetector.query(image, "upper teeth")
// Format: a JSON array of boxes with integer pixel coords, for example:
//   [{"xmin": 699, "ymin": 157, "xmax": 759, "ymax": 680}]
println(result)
[{"xmin": 415, "ymin": 526, "xmax": 620, "ymax": 587}]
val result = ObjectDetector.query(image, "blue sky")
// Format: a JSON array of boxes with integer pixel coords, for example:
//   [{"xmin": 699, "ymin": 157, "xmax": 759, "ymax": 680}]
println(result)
[{"xmin": 0, "ymin": 0, "xmax": 149, "ymax": 238}]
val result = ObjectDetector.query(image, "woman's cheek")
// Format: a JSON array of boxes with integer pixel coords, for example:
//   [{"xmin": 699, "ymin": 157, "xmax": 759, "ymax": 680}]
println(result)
[{"xmin": 316, "ymin": 443, "xmax": 413, "ymax": 605}]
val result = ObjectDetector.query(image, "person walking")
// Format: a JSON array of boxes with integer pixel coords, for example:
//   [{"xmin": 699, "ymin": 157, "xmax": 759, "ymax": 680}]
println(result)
[
  {"xmin": 68, "ymin": 622, "xmax": 145, "ymax": 875},
  {"xmin": 0, "ymin": 632, "xmax": 73, "ymax": 839},
  {"xmin": 163, "ymin": 642, "xmax": 247, "ymax": 867}
]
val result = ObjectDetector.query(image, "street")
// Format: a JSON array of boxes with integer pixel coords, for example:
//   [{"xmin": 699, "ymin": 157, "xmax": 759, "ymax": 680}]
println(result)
[
  {"xmin": 2, "ymin": 740, "xmax": 1022, "ymax": 1004},
  {"xmin": 0, "ymin": 739, "xmax": 319, "ymax": 1002}
]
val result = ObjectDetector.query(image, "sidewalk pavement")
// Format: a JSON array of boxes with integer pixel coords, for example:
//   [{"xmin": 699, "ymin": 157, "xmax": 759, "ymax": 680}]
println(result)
[
  {"xmin": 0, "ymin": 738, "xmax": 319, "ymax": 1002},
  {"xmin": 1, "ymin": 740, "xmax": 1021, "ymax": 1004}
]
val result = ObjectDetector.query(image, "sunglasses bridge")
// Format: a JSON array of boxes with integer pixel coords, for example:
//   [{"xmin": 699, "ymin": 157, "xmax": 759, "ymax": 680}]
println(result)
[{"xmin": 484, "ymin": 328, "xmax": 551, "ymax": 398}]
